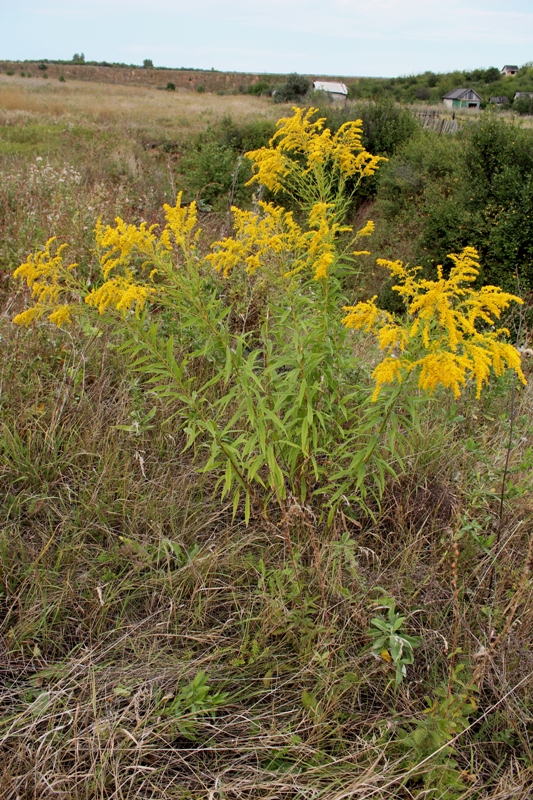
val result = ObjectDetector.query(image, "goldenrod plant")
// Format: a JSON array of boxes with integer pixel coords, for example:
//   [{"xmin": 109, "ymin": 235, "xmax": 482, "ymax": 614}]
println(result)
[
  {"xmin": 12, "ymin": 108, "xmax": 526, "ymax": 526},
  {"xmin": 343, "ymin": 247, "xmax": 526, "ymax": 401}
]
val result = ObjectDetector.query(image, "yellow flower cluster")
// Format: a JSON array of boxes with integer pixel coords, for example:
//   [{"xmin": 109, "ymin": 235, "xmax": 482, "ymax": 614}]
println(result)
[
  {"xmin": 246, "ymin": 107, "xmax": 386, "ymax": 199},
  {"xmin": 206, "ymin": 200, "xmax": 354, "ymax": 281},
  {"xmin": 13, "ymin": 194, "xmax": 201, "ymax": 326},
  {"xmin": 343, "ymin": 247, "xmax": 526, "ymax": 400},
  {"xmin": 86, "ymin": 193, "xmax": 200, "ymax": 316},
  {"xmin": 13, "ymin": 238, "xmax": 77, "ymax": 327},
  {"xmin": 85, "ymin": 273, "xmax": 154, "ymax": 316},
  {"xmin": 95, "ymin": 217, "xmax": 159, "ymax": 279},
  {"xmin": 163, "ymin": 192, "xmax": 200, "ymax": 250}
]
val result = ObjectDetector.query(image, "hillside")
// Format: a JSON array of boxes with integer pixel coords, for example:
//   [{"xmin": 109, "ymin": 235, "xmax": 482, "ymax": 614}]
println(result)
[
  {"xmin": 2, "ymin": 59, "xmax": 533, "ymax": 107},
  {"xmin": 0, "ymin": 60, "xmax": 347, "ymax": 95}
]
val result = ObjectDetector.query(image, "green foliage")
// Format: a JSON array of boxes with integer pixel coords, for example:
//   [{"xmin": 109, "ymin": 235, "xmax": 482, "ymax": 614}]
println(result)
[
  {"xmin": 165, "ymin": 81, "xmax": 176, "ymax": 91},
  {"xmin": 367, "ymin": 596, "xmax": 421, "ymax": 685},
  {"xmin": 513, "ymin": 94, "xmax": 533, "ymax": 115},
  {"xmin": 316, "ymin": 100, "xmax": 418, "ymax": 161},
  {"xmin": 72, "ymin": 53, "xmax": 85, "ymax": 64},
  {"xmin": 58, "ymin": 75, "xmax": 65, "ymax": 82},
  {"xmin": 2, "ymin": 93, "xmax": 533, "ymax": 799},
  {"xmin": 143, "ymin": 58, "xmax": 153, "ymax": 69},
  {"xmin": 181, "ymin": 116, "xmax": 275, "ymax": 208},
  {"xmin": 346, "ymin": 62, "xmax": 533, "ymax": 106},
  {"xmin": 274, "ymin": 73, "xmax": 310, "ymax": 103},
  {"xmin": 398, "ymin": 665, "xmax": 478, "ymax": 795},
  {"xmin": 164, "ymin": 671, "xmax": 229, "ymax": 739},
  {"xmin": 375, "ymin": 116, "xmax": 533, "ymax": 290},
  {"xmin": 247, "ymin": 80, "xmax": 271, "ymax": 96},
  {"xmin": 120, "ymin": 257, "xmax": 406, "ymax": 523}
]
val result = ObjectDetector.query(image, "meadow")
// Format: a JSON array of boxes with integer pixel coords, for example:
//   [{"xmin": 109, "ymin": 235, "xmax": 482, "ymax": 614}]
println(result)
[{"xmin": 1, "ymin": 75, "xmax": 533, "ymax": 800}]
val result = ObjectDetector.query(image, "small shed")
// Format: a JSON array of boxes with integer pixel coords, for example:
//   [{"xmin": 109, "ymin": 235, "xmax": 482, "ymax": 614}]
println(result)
[
  {"xmin": 313, "ymin": 81, "xmax": 348, "ymax": 103},
  {"xmin": 443, "ymin": 88, "xmax": 482, "ymax": 110},
  {"xmin": 502, "ymin": 65, "xmax": 518, "ymax": 76},
  {"xmin": 490, "ymin": 96, "xmax": 509, "ymax": 105},
  {"xmin": 515, "ymin": 92, "xmax": 533, "ymax": 100}
]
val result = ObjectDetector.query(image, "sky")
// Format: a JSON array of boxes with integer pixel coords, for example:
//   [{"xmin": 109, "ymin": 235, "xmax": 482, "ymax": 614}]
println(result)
[{"xmin": 1, "ymin": 0, "xmax": 532, "ymax": 77}]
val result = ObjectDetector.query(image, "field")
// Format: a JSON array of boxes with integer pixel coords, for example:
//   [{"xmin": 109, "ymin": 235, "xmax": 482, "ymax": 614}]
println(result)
[{"xmin": 1, "ymin": 76, "xmax": 533, "ymax": 800}]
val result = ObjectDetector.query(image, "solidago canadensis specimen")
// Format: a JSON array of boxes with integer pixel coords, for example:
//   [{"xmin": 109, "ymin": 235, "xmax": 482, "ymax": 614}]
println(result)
[{"xmin": 13, "ymin": 107, "xmax": 526, "ymax": 408}]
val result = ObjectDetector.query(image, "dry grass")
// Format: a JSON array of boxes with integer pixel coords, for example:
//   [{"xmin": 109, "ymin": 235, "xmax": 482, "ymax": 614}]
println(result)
[{"xmin": 0, "ymin": 75, "xmax": 281, "ymax": 133}]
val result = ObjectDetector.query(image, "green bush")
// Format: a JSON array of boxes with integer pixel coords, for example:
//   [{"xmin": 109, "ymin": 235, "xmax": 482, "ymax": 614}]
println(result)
[
  {"xmin": 166, "ymin": 82, "xmax": 176, "ymax": 91},
  {"xmin": 180, "ymin": 116, "xmax": 276, "ymax": 209},
  {"xmin": 196, "ymin": 84, "xmax": 205, "ymax": 93},
  {"xmin": 274, "ymin": 73, "xmax": 310, "ymax": 103},
  {"xmin": 374, "ymin": 117, "xmax": 533, "ymax": 291},
  {"xmin": 247, "ymin": 81, "xmax": 271, "ymax": 96},
  {"xmin": 513, "ymin": 94, "xmax": 533, "ymax": 115}
]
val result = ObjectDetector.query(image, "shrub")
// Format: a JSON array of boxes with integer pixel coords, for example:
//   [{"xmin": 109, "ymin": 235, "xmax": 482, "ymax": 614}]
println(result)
[
  {"xmin": 196, "ymin": 85, "xmax": 205, "ymax": 93},
  {"xmin": 58, "ymin": 75, "xmax": 65, "ymax": 82},
  {"xmin": 6, "ymin": 70, "xmax": 14, "ymax": 76},
  {"xmin": 415, "ymin": 86, "xmax": 430, "ymax": 100},
  {"xmin": 513, "ymin": 95, "xmax": 533, "ymax": 115},
  {"xmin": 274, "ymin": 73, "xmax": 310, "ymax": 103},
  {"xmin": 180, "ymin": 116, "xmax": 276, "ymax": 208},
  {"xmin": 166, "ymin": 82, "xmax": 176, "ymax": 91},
  {"xmin": 247, "ymin": 81, "xmax": 271, "ymax": 96},
  {"xmin": 374, "ymin": 116, "xmax": 533, "ymax": 290}
]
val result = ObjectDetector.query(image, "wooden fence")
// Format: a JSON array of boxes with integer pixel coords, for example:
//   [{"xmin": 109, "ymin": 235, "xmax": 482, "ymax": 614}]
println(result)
[{"xmin": 414, "ymin": 110, "xmax": 459, "ymax": 134}]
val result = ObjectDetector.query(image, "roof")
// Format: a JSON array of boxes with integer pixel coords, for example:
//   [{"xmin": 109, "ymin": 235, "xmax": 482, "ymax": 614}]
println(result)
[
  {"xmin": 502, "ymin": 65, "xmax": 519, "ymax": 70},
  {"xmin": 313, "ymin": 81, "xmax": 348, "ymax": 96},
  {"xmin": 443, "ymin": 88, "xmax": 482, "ymax": 101}
]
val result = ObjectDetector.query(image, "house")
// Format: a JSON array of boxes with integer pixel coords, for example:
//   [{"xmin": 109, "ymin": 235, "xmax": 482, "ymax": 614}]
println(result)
[
  {"xmin": 312, "ymin": 81, "xmax": 348, "ymax": 103},
  {"xmin": 490, "ymin": 96, "xmax": 509, "ymax": 105},
  {"xmin": 515, "ymin": 92, "xmax": 533, "ymax": 100},
  {"xmin": 502, "ymin": 65, "xmax": 519, "ymax": 76},
  {"xmin": 443, "ymin": 88, "xmax": 482, "ymax": 110}
]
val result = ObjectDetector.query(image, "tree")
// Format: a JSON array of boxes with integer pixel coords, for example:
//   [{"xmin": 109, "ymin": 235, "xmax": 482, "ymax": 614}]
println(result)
[
  {"xmin": 143, "ymin": 59, "xmax": 154, "ymax": 69},
  {"xmin": 72, "ymin": 53, "xmax": 85, "ymax": 64},
  {"xmin": 484, "ymin": 67, "xmax": 501, "ymax": 83}
]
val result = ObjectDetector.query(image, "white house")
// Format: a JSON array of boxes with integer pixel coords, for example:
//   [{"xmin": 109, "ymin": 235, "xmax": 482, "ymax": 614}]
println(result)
[
  {"xmin": 443, "ymin": 88, "xmax": 482, "ymax": 110},
  {"xmin": 312, "ymin": 81, "xmax": 348, "ymax": 103}
]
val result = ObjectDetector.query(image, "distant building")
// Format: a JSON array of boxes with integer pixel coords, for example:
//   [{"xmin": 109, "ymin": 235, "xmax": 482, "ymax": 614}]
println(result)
[
  {"xmin": 490, "ymin": 96, "xmax": 509, "ymax": 105},
  {"xmin": 502, "ymin": 65, "xmax": 519, "ymax": 76},
  {"xmin": 443, "ymin": 88, "xmax": 482, "ymax": 110},
  {"xmin": 515, "ymin": 92, "xmax": 533, "ymax": 100},
  {"xmin": 312, "ymin": 81, "xmax": 348, "ymax": 103}
]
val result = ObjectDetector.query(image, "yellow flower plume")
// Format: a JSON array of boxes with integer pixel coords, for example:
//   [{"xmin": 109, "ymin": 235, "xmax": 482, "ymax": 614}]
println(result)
[
  {"xmin": 344, "ymin": 248, "xmax": 526, "ymax": 400},
  {"xmin": 13, "ymin": 238, "xmax": 78, "ymax": 327}
]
